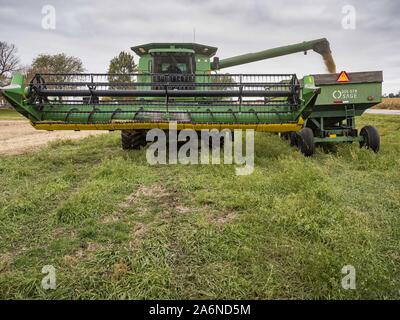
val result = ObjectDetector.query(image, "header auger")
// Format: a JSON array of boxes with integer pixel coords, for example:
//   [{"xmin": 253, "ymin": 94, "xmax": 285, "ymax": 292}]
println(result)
[{"xmin": 1, "ymin": 39, "xmax": 382, "ymax": 156}]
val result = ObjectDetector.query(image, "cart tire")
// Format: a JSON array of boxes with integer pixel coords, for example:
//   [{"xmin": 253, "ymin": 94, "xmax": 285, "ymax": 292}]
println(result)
[
  {"xmin": 359, "ymin": 125, "xmax": 380, "ymax": 152},
  {"xmin": 121, "ymin": 130, "xmax": 147, "ymax": 150},
  {"xmin": 297, "ymin": 128, "xmax": 315, "ymax": 156}
]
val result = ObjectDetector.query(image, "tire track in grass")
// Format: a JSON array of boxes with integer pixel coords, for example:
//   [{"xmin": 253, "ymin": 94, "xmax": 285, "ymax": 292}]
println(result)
[
  {"xmin": 92, "ymin": 172, "xmax": 207, "ymax": 298},
  {"xmin": 145, "ymin": 167, "xmax": 251, "ymax": 299},
  {"xmin": 56, "ymin": 181, "xmax": 178, "ymax": 299}
]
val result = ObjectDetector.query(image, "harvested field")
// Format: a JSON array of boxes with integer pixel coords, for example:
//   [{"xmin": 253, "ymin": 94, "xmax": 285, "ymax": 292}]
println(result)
[
  {"xmin": 0, "ymin": 120, "xmax": 108, "ymax": 155},
  {"xmin": 373, "ymin": 98, "xmax": 400, "ymax": 110}
]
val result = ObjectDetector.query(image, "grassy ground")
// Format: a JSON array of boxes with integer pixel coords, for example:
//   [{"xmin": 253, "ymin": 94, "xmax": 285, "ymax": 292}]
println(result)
[
  {"xmin": 0, "ymin": 109, "xmax": 24, "ymax": 120},
  {"xmin": 0, "ymin": 114, "xmax": 399, "ymax": 299}
]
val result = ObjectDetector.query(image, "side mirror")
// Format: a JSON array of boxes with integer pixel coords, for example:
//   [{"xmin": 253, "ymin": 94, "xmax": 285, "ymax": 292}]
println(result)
[{"xmin": 211, "ymin": 57, "xmax": 220, "ymax": 70}]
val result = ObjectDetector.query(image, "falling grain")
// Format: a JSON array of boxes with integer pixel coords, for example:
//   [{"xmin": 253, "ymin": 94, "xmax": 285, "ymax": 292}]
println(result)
[{"xmin": 322, "ymin": 52, "xmax": 337, "ymax": 74}]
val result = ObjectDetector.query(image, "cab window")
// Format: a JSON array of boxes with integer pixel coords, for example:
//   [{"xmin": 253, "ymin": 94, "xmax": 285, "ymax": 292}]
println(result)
[{"xmin": 153, "ymin": 53, "xmax": 195, "ymax": 74}]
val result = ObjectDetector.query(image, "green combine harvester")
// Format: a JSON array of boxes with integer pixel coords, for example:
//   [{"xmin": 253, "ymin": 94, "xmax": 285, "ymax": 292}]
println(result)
[{"xmin": 1, "ymin": 38, "xmax": 382, "ymax": 155}]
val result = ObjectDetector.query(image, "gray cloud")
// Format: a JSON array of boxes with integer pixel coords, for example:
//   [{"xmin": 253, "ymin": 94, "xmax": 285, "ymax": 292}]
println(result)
[{"xmin": 0, "ymin": 0, "xmax": 398, "ymax": 93}]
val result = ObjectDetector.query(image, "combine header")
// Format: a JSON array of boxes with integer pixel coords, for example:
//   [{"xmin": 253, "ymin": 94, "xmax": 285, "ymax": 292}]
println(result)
[{"xmin": 1, "ymin": 38, "xmax": 383, "ymax": 155}]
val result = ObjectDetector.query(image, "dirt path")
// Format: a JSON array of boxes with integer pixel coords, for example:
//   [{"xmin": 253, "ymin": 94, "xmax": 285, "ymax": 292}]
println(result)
[
  {"xmin": 365, "ymin": 109, "xmax": 400, "ymax": 115},
  {"xmin": 0, "ymin": 121, "xmax": 108, "ymax": 156}
]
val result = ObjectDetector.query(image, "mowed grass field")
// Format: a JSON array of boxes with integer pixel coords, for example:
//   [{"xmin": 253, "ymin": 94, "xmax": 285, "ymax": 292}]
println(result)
[{"xmin": 0, "ymin": 114, "xmax": 399, "ymax": 299}]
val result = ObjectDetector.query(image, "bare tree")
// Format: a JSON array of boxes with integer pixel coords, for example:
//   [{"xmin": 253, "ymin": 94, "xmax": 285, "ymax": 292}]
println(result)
[
  {"xmin": 0, "ymin": 41, "xmax": 20, "ymax": 83},
  {"xmin": 0, "ymin": 42, "xmax": 20, "ymax": 108}
]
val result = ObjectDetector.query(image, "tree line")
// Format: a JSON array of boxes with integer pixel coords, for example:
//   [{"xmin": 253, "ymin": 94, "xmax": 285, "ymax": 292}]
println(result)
[{"xmin": 383, "ymin": 92, "xmax": 400, "ymax": 98}]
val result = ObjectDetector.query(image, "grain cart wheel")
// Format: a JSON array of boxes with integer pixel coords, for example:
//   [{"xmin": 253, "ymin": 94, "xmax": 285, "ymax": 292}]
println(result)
[
  {"xmin": 297, "ymin": 128, "xmax": 315, "ymax": 156},
  {"xmin": 359, "ymin": 125, "xmax": 380, "ymax": 152},
  {"xmin": 121, "ymin": 130, "xmax": 147, "ymax": 150}
]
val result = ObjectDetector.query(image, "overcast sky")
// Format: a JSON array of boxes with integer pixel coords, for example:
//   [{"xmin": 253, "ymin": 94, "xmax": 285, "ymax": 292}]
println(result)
[{"xmin": 1, "ymin": 0, "xmax": 399, "ymax": 93}]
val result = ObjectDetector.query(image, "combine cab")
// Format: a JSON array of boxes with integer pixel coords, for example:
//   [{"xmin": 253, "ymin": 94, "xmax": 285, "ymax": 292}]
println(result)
[{"xmin": 1, "ymin": 39, "xmax": 383, "ymax": 156}]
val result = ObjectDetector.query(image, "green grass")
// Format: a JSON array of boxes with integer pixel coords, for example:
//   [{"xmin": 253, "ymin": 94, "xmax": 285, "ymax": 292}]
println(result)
[
  {"xmin": 0, "ymin": 114, "xmax": 399, "ymax": 299},
  {"xmin": 0, "ymin": 109, "xmax": 23, "ymax": 120}
]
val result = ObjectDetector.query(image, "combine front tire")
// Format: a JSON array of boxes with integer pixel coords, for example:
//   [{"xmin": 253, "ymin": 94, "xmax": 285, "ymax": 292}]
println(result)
[
  {"xmin": 279, "ymin": 133, "xmax": 289, "ymax": 141},
  {"xmin": 359, "ymin": 125, "xmax": 380, "ymax": 152},
  {"xmin": 297, "ymin": 128, "xmax": 315, "ymax": 156},
  {"xmin": 289, "ymin": 132, "xmax": 298, "ymax": 147},
  {"xmin": 121, "ymin": 130, "xmax": 147, "ymax": 150}
]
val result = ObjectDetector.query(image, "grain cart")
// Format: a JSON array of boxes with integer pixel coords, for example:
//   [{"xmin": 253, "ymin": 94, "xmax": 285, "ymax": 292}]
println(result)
[
  {"xmin": 280, "ymin": 70, "xmax": 383, "ymax": 155},
  {"xmin": 304, "ymin": 71, "xmax": 382, "ymax": 153},
  {"xmin": 1, "ymin": 39, "xmax": 382, "ymax": 155}
]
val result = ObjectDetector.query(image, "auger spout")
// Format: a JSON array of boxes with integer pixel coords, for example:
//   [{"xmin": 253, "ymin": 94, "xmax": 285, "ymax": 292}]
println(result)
[{"xmin": 213, "ymin": 38, "xmax": 334, "ymax": 71}]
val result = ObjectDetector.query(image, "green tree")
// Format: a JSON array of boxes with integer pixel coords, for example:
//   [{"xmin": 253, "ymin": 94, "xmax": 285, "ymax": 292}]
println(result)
[
  {"xmin": 26, "ymin": 53, "xmax": 84, "ymax": 84},
  {"xmin": 107, "ymin": 51, "xmax": 137, "ymax": 84},
  {"xmin": 23, "ymin": 54, "xmax": 85, "ymax": 103},
  {"xmin": 30, "ymin": 53, "xmax": 84, "ymax": 74}
]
